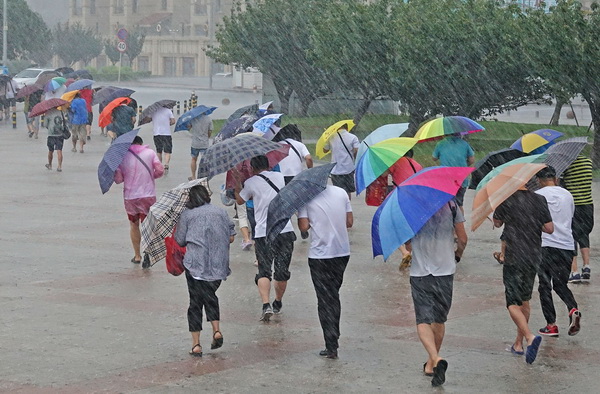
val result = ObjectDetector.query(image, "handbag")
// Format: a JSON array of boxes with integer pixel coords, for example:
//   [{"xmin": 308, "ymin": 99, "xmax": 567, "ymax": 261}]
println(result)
[
  {"xmin": 60, "ymin": 113, "xmax": 71, "ymax": 139},
  {"xmin": 164, "ymin": 234, "xmax": 186, "ymax": 276}
]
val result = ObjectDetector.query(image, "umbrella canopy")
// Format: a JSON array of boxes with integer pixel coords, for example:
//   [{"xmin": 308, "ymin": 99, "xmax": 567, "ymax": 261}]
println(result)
[
  {"xmin": 356, "ymin": 123, "xmax": 410, "ymax": 163},
  {"xmin": 196, "ymin": 133, "xmax": 289, "ymax": 180},
  {"xmin": 55, "ymin": 67, "xmax": 74, "ymax": 76},
  {"xmin": 471, "ymin": 162, "xmax": 548, "ymax": 231},
  {"xmin": 65, "ymin": 69, "xmax": 93, "ymax": 80},
  {"xmin": 224, "ymin": 144, "xmax": 291, "ymax": 190},
  {"xmin": 98, "ymin": 88, "xmax": 135, "ymax": 107},
  {"xmin": 44, "ymin": 79, "xmax": 63, "ymax": 93},
  {"xmin": 315, "ymin": 119, "xmax": 356, "ymax": 159},
  {"xmin": 35, "ymin": 71, "xmax": 60, "ymax": 86},
  {"xmin": 141, "ymin": 178, "xmax": 208, "ymax": 266},
  {"xmin": 15, "ymin": 84, "xmax": 42, "ymax": 99},
  {"xmin": 544, "ymin": 137, "xmax": 588, "ymax": 178},
  {"xmin": 266, "ymin": 163, "xmax": 336, "ymax": 242},
  {"xmin": 28, "ymin": 98, "xmax": 68, "ymax": 118},
  {"xmin": 227, "ymin": 104, "xmax": 259, "ymax": 122},
  {"xmin": 475, "ymin": 154, "xmax": 546, "ymax": 191},
  {"xmin": 99, "ymin": 97, "xmax": 131, "ymax": 128},
  {"xmin": 214, "ymin": 116, "xmax": 257, "ymax": 143},
  {"xmin": 252, "ymin": 113, "xmax": 283, "ymax": 139},
  {"xmin": 372, "ymin": 166, "xmax": 474, "ymax": 261},
  {"xmin": 139, "ymin": 99, "xmax": 177, "ymax": 125},
  {"xmin": 469, "ymin": 148, "xmax": 527, "ymax": 189},
  {"xmin": 414, "ymin": 116, "xmax": 484, "ymax": 142},
  {"xmin": 271, "ymin": 123, "xmax": 303, "ymax": 143},
  {"xmin": 92, "ymin": 86, "xmax": 119, "ymax": 105},
  {"xmin": 65, "ymin": 79, "xmax": 94, "ymax": 92},
  {"xmin": 97, "ymin": 129, "xmax": 140, "ymax": 194},
  {"xmin": 174, "ymin": 105, "xmax": 217, "ymax": 132},
  {"xmin": 510, "ymin": 129, "xmax": 563, "ymax": 153},
  {"xmin": 64, "ymin": 78, "xmax": 76, "ymax": 87},
  {"xmin": 60, "ymin": 90, "xmax": 79, "ymax": 104},
  {"xmin": 355, "ymin": 137, "xmax": 418, "ymax": 195}
]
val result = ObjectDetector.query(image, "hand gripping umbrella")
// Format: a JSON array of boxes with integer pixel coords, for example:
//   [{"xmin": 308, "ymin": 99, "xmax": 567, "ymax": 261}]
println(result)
[
  {"xmin": 174, "ymin": 105, "xmax": 218, "ymax": 132},
  {"xmin": 97, "ymin": 129, "xmax": 139, "ymax": 194},
  {"xmin": 414, "ymin": 116, "xmax": 484, "ymax": 143},
  {"xmin": 356, "ymin": 123, "xmax": 410, "ymax": 163},
  {"xmin": 139, "ymin": 99, "xmax": 177, "ymax": 125},
  {"xmin": 266, "ymin": 163, "xmax": 336, "ymax": 243},
  {"xmin": 372, "ymin": 166, "xmax": 474, "ymax": 261},
  {"xmin": 315, "ymin": 119, "xmax": 356, "ymax": 159}
]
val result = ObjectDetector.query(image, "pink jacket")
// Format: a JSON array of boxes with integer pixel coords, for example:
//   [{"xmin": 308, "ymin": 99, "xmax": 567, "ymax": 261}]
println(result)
[{"xmin": 114, "ymin": 144, "xmax": 164, "ymax": 200}]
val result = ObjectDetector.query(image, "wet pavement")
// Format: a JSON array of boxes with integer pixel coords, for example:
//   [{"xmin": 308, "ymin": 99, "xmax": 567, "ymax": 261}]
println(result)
[{"xmin": 0, "ymin": 109, "xmax": 599, "ymax": 393}]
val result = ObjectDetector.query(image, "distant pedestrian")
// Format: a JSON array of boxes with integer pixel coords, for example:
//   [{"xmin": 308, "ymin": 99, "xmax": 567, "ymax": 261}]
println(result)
[
  {"xmin": 114, "ymin": 136, "xmax": 164, "ymax": 268},
  {"xmin": 151, "ymin": 106, "xmax": 175, "ymax": 174},
  {"xmin": 432, "ymin": 135, "xmax": 475, "ymax": 211},
  {"xmin": 108, "ymin": 103, "xmax": 136, "ymax": 140},
  {"xmin": 323, "ymin": 124, "xmax": 360, "ymax": 200},
  {"xmin": 235, "ymin": 155, "xmax": 296, "ymax": 321},
  {"xmin": 174, "ymin": 184, "xmax": 235, "ymax": 357},
  {"xmin": 4, "ymin": 77, "xmax": 17, "ymax": 120},
  {"xmin": 69, "ymin": 92, "xmax": 88, "ymax": 153},
  {"xmin": 24, "ymin": 90, "xmax": 42, "ymax": 139},
  {"xmin": 562, "ymin": 155, "xmax": 594, "ymax": 283},
  {"xmin": 44, "ymin": 108, "xmax": 66, "ymax": 172},
  {"xmin": 535, "ymin": 166, "xmax": 581, "ymax": 337},
  {"xmin": 493, "ymin": 186, "xmax": 553, "ymax": 364},
  {"xmin": 78, "ymin": 87, "xmax": 94, "ymax": 140},
  {"xmin": 298, "ymin": 185, "xmax": 353, "ymax": 359},
  {"xmin": 406, "ymin": 199, "xmax": 467, "ymax": 386},
  {"xmin": 188, "ymin": 113, "xmax": 213, "ymax": 181}
]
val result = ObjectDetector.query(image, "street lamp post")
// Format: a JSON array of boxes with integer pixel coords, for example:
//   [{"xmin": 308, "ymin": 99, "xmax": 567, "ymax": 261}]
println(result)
[{"xmin": 2, "ymin": 0, "xmax": 7, "ymax": 66}]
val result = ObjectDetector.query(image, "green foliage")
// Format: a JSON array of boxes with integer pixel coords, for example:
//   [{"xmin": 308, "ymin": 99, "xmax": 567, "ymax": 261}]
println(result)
[
  {"xmin": 92, "ymin": 65, "xmax": 149, "ymax": 81},
  {"xmin": 104, "ymin": 40, "xmax": 121, "ymax": 65},
  {"xmin": 0, "ymin": 0, "xmax": 50, "ymax": 62},
  {"xmin": 53, "ymin": 22, "xmax": 103, "ymax": 66},
  {"xmin": 125, "ymin": 27, "xmax": 146, "ymax": 63}
]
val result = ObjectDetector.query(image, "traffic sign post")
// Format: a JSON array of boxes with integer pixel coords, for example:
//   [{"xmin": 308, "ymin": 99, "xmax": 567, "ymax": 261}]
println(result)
[{"xmin": 116, "ymin": 40, "xmax": 127, "ymax": 83}]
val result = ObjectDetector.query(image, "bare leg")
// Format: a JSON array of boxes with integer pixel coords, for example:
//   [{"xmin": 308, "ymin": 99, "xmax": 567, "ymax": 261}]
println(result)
[
  {"xmin": 157, "ymin": 152, "xmax": 163, "ymax": 163},
  {"xmin": 210, "ymin": 321, "xmax": 222, "ymax": 339},
  {"xmin": 257, "ymin": 277, "xmax": 271, "ymax": 304},
  {"xmin": 240, "ymin": 226, "xmax": 251, "ymax": 243},
  {"xmin": 581, "ymin": 247, "xmax": 591, "ymax": 266},
  {"xmin": 508, "ymin": 302, "xmax": 535, "ymax": 352},
  {"xmin": 274, "ymin": 280, "xmax": 287, "ymax": 302},
  {"xmin": 190, "ymin": 157, "xmax": 198, "ymax": 179},
  {"xmin": 190, "ymin": 331, "xmax": 201, "ymax": 350},
  {"xmin": 129, "ymin": 220, "xmax": 142, "ymax": 261},
  {"xmin": 164, "ymin": 153, "xmax": 171, "ymax": 166},
  {"xmin": 57, "ymin": 150, "xmax": 63, "ymax": 170},
  {"xmin": 432, "ymin": 323, "xmax": 445, "ymax": 352},
  {"xmin": 86, "ymin": 124, "xmax": 91, "ymax": 137},
  {"xmin": 418, "ymin": 323, "xmax": 444, "ymax": 374},
  {"xmin": 47, "ymin": 151, "xmax": 53, "ymax": 167}
]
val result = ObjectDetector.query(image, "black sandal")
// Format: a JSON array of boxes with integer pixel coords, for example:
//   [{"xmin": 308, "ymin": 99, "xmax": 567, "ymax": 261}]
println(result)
[
  {"xmin": 423, "ymin": 362, "xmax": 433, "ymax": 377},
  {"xmin": 131, "ymin": 257, "xmax": 141, "ymax": 264},
  {"xmin": 211, "ymin": 331, "xmax": 224, "ymax": 349},
  {"xmin": 189, "ymin": 344, "xmax": 202, "ymax": 357}
]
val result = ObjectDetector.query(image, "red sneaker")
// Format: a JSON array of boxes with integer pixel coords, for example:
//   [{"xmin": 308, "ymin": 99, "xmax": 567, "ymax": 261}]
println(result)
[
  {"xmin": 538, "ymin": 324, "xmax": 559, "ymax": 337},
  {"xmin": 568, "ymin": 308, "xmax": 582, "ymax": 336}
]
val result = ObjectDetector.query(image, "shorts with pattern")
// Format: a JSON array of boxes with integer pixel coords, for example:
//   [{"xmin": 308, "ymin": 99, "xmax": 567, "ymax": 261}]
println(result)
[
  {"xmin": 154, "ymin": 135, "xmax": 173, "ymax": 154},
  {"xmin": 47, "ymin": 136, "xmax": 64, "ymax": 151},
  {"xmin": 410, "ymin": 274, "xmax": 454, "ymax": 324},
  {"xmin": 503, "ymin": 258, "xmax": 538, "ymax": 307},
  {"xmin": 331, "ymin": 172, "xmax": 356, "ymax": 193},
  {"xmin": 71, "ymin": 124, "xmax": 87, "ymax": 141}
]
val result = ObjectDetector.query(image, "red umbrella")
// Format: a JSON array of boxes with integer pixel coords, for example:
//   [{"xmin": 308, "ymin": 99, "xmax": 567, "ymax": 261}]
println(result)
[
  {"xmin": 98, "ymin": 97, "xmax": 131, "ymax": 128},
  {"xmin": 224, "ymin": 144, "xmax": 290, "ymax": 190},
  {"xmin": 64, "ymin": 78, "xmax": 76, "ymax": 87},
  {"xmin": 28, "ymin": 98, "xmax": 69, "ymax": 117},
  {"xmin": 16, "ymin": 84, "xmax": 42, "ymax": 99}
]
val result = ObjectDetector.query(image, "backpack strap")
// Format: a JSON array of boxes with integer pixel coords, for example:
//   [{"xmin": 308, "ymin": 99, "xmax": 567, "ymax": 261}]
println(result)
[
  {"xmin": 336, "ymin": 131, "xmax": 354, "ymax": 159},
  {"xmin": 256, "ymin": 173, "xmax": 280, "ymax": 192},
  {"xmin": 284, "ymin": 139, "xmax": 302, "ymax": 160},
  {"xmin": 130, "ymin": 150, "xmax": 154, "ymax": 179}
]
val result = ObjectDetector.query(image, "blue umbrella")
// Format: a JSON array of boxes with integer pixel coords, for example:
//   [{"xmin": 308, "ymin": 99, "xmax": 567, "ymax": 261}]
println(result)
[
  {"xmin": 97, "ymin": 129, "xmax": 139, "ymax": 194},
  {"xmin": 65, "ymin": 79, "xmax": 95, "ymax": 92},
  {"xmin": 99, "ymin": 88, "xmax": 135, "ymax": 107},
  {"xmin": 174, "ymin": 105, "xmax": 217, "ymax": 132},
  {"xmin": 252, "ymin": 113, "xmax": 283, "ymax": 137},
  {"xmin": 356, "ymin": 123, "xmax": 409, "ymax": 163},
  {"xmin": 371, "ymin": 166, "xmax": 474, "ymax": 261},
  {"xmin": 266, "ymin": 163, "xmax": 336, "ymax": 243},
  {"xmin": 213, "ymin": 116, "xmax": 256, "ymax": 143}
]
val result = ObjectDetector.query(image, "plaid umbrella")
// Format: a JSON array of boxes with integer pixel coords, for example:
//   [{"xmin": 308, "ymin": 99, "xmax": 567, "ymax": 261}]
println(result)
[
  {"xmin": 139, "ymin": 99, "xmax": 177, "ymax": 125},
  {"xmin": 544, "ymin": 137, "xmax": 588, "ymax": 178},
  {"xmin": 141, "ymin": 178, "xmax": 209, "ymax": 266},
  {"xmin": 97, "ymin": 129, "xmax": 139, "ymax": 194},
  {"xmin": 266, "ymin": 163, "xmax": 336, "ymax": 243},
  {"xmin": 213, "ymin": 116, "xmax": 256, "ymax": 143},
  {"xmin": 197, "ymin": 133, "xmax": 288, "ymax": 180}
]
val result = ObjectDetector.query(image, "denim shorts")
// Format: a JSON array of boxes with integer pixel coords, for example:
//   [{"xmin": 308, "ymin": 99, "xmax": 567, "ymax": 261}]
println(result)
[{"xmin": 191, "ymin": 147, "xmax": 207, "ymax": 158}]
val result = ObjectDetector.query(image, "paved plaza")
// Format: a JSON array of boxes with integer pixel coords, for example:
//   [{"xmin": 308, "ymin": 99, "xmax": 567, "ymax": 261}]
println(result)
[{"xmin": 0, "ymin": 103, "xmax": 599, "ymax": 393}]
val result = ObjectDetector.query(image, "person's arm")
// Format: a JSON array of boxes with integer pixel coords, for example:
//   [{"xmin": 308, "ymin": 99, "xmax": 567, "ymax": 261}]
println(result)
[
  {"xmin": 467, "ymin": 155, "xmax": 475, "ymax": 166},
  {"xmin": 542, "ymin": 221, "xmax": 554, "ymax": 234},
  {"xmin": 298, "ymin": 217, "xmax": 310, "ymax": 232},
  {"xmin": 114, "ymin": 167, "xmax": 124, "ymax": 184},
  {"xmin": 346, "ymin": 211, "xmax": 354, "ymax": 228},
  {"xmin": 152, "ymin": 154, "xmax": 165, "ymax": 178},
  {"xmin": 493, "ymin": 218, "xmax": 504, "ymax": 228},
  {"xmin": 454, "ymin": 221, "xmax": 468, "ymax": 260},
  {"xmin": 305, "ymin": 154, "xmax": 313, "ymax": 168},
  {"xmin": 169, "ymin": 117, "xmax": 175, "ymax": 126},
  {"xmin": 208, "ymin": 119, "xmax": 213, "ymax": 139},
  {"xmin": 174, "ymin": 217, "xmax": 187, "ymax": 247},
  {"xmin": 405, "ymin": 240, "xmax": 412, "ymax": 253}
]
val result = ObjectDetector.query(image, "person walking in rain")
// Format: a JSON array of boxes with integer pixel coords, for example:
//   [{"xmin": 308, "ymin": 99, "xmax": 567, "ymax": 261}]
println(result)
[
  {"xmin": 432, "ymin": 135, "xmax": 475, "ymax": 212},
  {"xmin": 151, "ymin": 105, "xmax": 175, "ymax": 174},
  {"xmin": 493, "ymin": 183, "xmax": 553, "ymax": 364},
  {"xmin": 407, "ymin": 199, "xmax": 467, "ymax": 387},
  {"xmin": 69, "ymin": 92, "xmax": 88, "ymax": 153},
  {"xmin": 174, "ymin": 185, "xmax": 235, "ymax": 357},
  {"xmin": 188, "ymin": 111, "xmax": 213, "ymax": 181},
  {"xmin": 535, "ymin": 166, "xmax": 582, "ymax": 337},
  {"xmin": 114, "ymin": 136, "xmax": 164, "ymax": 268},
  {"xmin": 235, "ymin": 155, "xmax": 297, "ymax": 321},
  {"xmin": 44, "ymin": 108, "xmax": 66, "ymax": 172},
  {"xmin": 323, "ymin": 123, "xmax": 360, "ymax": 200},
  {"xmin": 298, "ymin": 184, "xmax": 353, "ymax": 359}
]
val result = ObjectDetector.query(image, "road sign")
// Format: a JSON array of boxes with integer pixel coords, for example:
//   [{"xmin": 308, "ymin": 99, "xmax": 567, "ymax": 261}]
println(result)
[
  {"xmin": 117, "ymin": 40, "xmax": 127, "ymax": 53},
  {"xmin": 117, "ymin": 28, "xmax": 128, "ymax": 40}
]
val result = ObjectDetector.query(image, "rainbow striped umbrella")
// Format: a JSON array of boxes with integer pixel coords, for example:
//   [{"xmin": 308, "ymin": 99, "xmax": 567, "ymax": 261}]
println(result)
[
  {"xmin": 315, "ymin": 119, "xmax": 356, "ymax": 158},
  {"xmin": 372, "ymin": 166, "xmax": 474, "ymax": 260},
  {"xmin": 414, "ymin": 116, "xmax": 484, "ymax": 142},
  {"xmin": 510, "ymin": 129, "xmax": 563, "ymax": 153},
  {"xmin": 355, "ymin": 137, "xmax": 417, "ymax": 195}
]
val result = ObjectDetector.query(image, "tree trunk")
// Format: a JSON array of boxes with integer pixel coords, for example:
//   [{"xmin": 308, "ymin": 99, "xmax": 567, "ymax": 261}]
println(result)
[
  {"xmin": 295, "ymin": 98, "xmax": 310, "ymax": 117},
  {"xmin": 271, "ymin": 77, "xmax": 291, "ymax": 114},
  {"xmin": 588, "ymin": 101, "xmax": 600, "ymax": 169},
  {"xmin": 353, "ymin": 97, "xmax": 373, "ymax": 126},
  {"xmin": 550, "ymin": 98, "xmax": 565, "ymax": 126},
  {"xmin": 406, "ymin": 108, "xmax": 427, "ymax": 137}
]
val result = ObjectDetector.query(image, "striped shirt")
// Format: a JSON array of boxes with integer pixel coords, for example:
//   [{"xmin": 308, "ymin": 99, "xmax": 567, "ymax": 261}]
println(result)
[{"xmin": 562, "ymin": 155, "xmax": 593, "ymax": 205}]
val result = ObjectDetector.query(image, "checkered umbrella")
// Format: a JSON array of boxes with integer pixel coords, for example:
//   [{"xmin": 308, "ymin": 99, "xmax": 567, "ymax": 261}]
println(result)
[
  {"xmin": 141, "ymin": 178, "xmax": 209, "ymax": 266},
  {"xmin": 197, "ymin": 133, "xmax": 288, "ymax": 180}
]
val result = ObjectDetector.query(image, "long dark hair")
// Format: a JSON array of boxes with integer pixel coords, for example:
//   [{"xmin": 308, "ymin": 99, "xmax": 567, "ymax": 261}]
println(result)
[{"xmin": 187, "ymin": 185, "xmax": 211, "ymax": 209}]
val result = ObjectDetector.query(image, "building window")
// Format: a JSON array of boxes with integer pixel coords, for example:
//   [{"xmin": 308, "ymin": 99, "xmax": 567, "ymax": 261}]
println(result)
[
  {"xmin": 215, "ymin": 0, "xmax": 221, "ymax": 13},
  {"xmin": 90, "ymin": 0, "xmax": 96, "ymax": 14},
  {"xmin": 161, "ymin": 0, "xmax": 167, "ymax": 10},
  {"xmin": 183, "ymin": 57, "xmax": 195, "ymax": 77},
  {"xmin": 72, "ymin": 0, "xmax": 82, "ymax": 16},
  {"xmin": 114, "ymin": 0, "xmax": 124, "ymax": 14},
  {"xmin": 164, "ymin": 57, "xmax": 176, "ymax": 76},
  {"xmin": 194, "ymin": 3, "xmax": 207, "ymax": 15},
  {"xmin": 132, "ymin": 0, "xmax": 138, "ymax": 13},
  {"xmin": 194, "ymin": 24, "xmax": 208, "ymax": 36},
  {"xmin": 138, "ymin": 56, "xmax": 149, "ymax": 72}
]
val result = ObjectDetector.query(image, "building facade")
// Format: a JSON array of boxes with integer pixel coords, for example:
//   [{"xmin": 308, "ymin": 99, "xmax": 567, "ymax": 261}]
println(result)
[{"xmin": 67, "ymin": 0, "xmax": 237, "ymax": 77}]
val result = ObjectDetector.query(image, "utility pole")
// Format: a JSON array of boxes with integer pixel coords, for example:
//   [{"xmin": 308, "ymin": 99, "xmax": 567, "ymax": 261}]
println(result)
[
  {"xmin": 208, "ymin": 2, "xmax": 214, "ymax": 89},
  {"xmin": 2, "ymin": 0, "xmax": 7, "ymax": 66}
]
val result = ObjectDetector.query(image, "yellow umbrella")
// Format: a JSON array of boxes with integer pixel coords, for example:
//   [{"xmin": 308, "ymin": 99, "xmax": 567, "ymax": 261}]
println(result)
[
  {"xmin": 59, "ymin": 90, "xmax": 80, "ymax": 109},
  {"xmin": 315, "ymin": 119, "xmax": 356, "ymax": 159}
]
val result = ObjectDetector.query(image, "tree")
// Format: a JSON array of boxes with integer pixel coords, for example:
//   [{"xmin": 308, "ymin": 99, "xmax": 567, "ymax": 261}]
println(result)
[
  {"xmin": 0, "ymin": 0, "xmax": 50, "ymax": 62},
  {"xmin": 53, "ymin": 22, "xmax": 102, "ymax": 66},
  {"xmin": 125, "ymin": 27, "xmax": 146, "ymax": 64},
  {"xmin": 105, "ymin": 40, "xmax": 121, "ymax": 65}
]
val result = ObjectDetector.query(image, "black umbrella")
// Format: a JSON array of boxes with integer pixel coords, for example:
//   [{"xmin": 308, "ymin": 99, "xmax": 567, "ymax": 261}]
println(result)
[
  {"xmin": 65, "ymin": 69, "xmax": 93, "ymax": 80},
  {"xmin": 55, "ymin": 67, "xmax": 74, "ymax": 76},
  {"xmin": 139, "ymin": 99, "xmax": 177, "ymax": 125},
  {"xmin": 544, "ymin": 137, "xmax": 588, "ymax": 178},
  {"xmin": 93, "ymin": 86, "xmax": 120, "ymax": 105},
  {"xmin": 469, "ymin": 148, "xmax": 526, "ymax": 189},
  {"xmin": 272, "ymin": 123, "xmax": 303, "ymax": 142},
  {"xmin": 227, "ymin": 104, "xmax": 259, "ymax": 122},
  {"xmin": 213, "ymin": 116, "xmax": 256, "ymax": 143},
  {"xmin": 100, "ymin": 88, "xmax": 135, "ymax": 107}
]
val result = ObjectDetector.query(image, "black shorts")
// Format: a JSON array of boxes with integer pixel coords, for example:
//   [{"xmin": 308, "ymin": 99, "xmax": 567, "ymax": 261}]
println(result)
[
  {"xmin": 254, "ymin": 231, "xmax": 296, "ymax": 283},
  {"xmin": 455, "ymin": 186, "xmax": 466, "ymax": 207},
  {"xmin": 331, "ymin": 172, "xmax": 356, "ymax": 193},
  {"xmin": 410, "ymin": 274, "xmax": 453, "ymax": 324},
  {"xmin": 86, "ymin": 112, "xmax": 93, "ymax": 126},
  {"xmin": 503, "ymin": 261, "xmax": 537, "ymax": 307},
  {"xmin": 5, "ymin": 98, "xmax": 15, "ymax": 107},
  {"xmin": 572, "ymin": 204, "xmax": 594, "ymax": 249},
  {"xmin": 47, "ymin": 136, "xmax": 64, "ymax": 151},
  {"xmin": 153, "ymin": 135, "xmax": 173, "ymax": 154}
]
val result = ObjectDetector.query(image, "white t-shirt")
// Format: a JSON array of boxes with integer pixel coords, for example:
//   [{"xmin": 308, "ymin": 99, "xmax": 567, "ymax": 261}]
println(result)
[
  {"xmin": 298, "ymin": 185, "xmax": 352, "ymax": 259},
  {"xmin": 239, "ymin": 171, "xmax": 294, "ymax": 238},
  {"xmin": 410, "ymin": 201, "xmax": 465, "ymax": 277},
  {"xmin": 325, "ymin": 131, "xmax": 360, "ymax": 175},
  {"xmin": 535, "ymin": 186, "xmax": 575, "ymax": 250},
  {"xmin": 151, "ymin": 107, "xmax": 174, "ymax": 136},
  {"xmin": 277, "ymin": 139, "xmax": 310, "ymax": 177}
]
